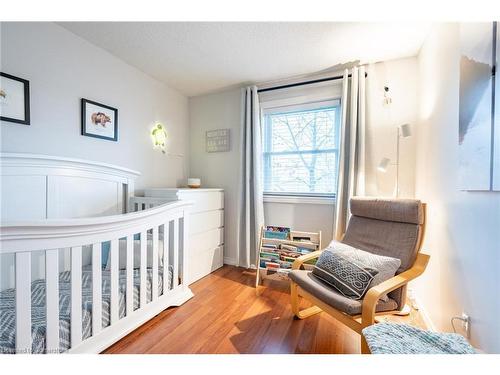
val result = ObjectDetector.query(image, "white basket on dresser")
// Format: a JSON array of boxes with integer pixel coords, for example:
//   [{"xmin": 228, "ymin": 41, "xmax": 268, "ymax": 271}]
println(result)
[{"xmin": 134, "ymin": 188, "xmax": 224, "ymax": 285}]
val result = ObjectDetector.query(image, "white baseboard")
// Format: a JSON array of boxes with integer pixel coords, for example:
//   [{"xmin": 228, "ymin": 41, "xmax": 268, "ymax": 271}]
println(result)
[
  {"xmin": 223, "ymin": 257, "xmax": 258, "ymax": 269},
  {"xmin": 223, "ymin": 256, "xmax": 237, "ymax": 266},
  {"xmin": 412, "ymin": 294, "xmax": 436, "ymax": 332}
]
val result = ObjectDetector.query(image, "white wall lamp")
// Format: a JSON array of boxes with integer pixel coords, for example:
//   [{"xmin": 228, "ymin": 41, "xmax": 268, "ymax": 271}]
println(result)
[
  {"xmin": 150, "ymin": 124, "xmax": 185, "ymax": 159},
  {"xmin": 151, "ymin": 123, "xmax": 168, "ymax": 154},
  {"xmin": 377, "ymin": 123, "xmax": 412, "ymax": 197}
]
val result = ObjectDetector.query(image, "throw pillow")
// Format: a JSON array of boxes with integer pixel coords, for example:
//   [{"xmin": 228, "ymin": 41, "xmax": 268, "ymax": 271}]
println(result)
[
  {"xmin": 325, "ymin": 240, "xmax": 401, "ymax": 301},
  {"xmin": 312, "ymin": 250, "xmax": 378, "ymax": 299}
]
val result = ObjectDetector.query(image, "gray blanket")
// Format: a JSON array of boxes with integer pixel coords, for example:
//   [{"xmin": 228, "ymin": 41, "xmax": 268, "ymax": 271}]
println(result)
[
  {"xmin": 362, "ymin": 323, "xmax": 476, "ymax": 354},
  {"xmin": 0, "ymin": 265, "xmax": 172, "ymax": 354}
]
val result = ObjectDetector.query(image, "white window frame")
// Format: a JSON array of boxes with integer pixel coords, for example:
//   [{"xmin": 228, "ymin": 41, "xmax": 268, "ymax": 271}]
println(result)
[
  {"xmin": 261, "ymin": 98, "xmax": 341, "ymax": 202},
  {"xmin": 263, "ymin": 194, "xmax": 335, "ymax": 205}
]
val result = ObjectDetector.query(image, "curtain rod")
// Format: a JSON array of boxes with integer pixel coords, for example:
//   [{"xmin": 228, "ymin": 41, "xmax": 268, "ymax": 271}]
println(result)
[{"xmin": 257, "ymin": 72, "xmax": 367, "ymax": 93}]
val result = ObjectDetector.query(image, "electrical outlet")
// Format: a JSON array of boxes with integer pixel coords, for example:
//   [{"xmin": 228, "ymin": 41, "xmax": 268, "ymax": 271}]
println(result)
[
  {"xmin": 451, "ymin": 313, "xmax": 471, "ymax": 338},
  {"xmin": 461, "ymin": 312, "xmax": 470, "ymax": 338}
]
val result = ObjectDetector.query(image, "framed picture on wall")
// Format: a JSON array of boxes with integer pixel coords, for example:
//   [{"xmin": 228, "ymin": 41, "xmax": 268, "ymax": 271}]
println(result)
[
  {"xmin": 458, "ymin": 22, "xmax": 499, "ymax": 191},
  {"xmin": 0, "ymin": 72, "xmax": 30, "ymax": 125},
  {"xmin": 81, "ymin": 98, "xmax": 118, "ymax": 141}
]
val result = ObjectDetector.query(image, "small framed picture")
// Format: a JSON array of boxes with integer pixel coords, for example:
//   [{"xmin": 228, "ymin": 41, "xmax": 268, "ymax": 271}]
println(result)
[
  {"xmin": 206, "ymin": 128, "xmax": 230, "ymax": 152},
  {"xmin": 0, "ymin": 72, "xmax": 30, "ymax": 125},
  {"xmin": 81, "ymin": 98, "xmax": 118, "ymax": 141}
]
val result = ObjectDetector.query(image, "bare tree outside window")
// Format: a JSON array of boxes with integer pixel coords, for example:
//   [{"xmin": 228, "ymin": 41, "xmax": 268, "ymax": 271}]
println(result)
[{"xmin": 263, "ymin": 105, "xmax": 340, "ymax": 195}]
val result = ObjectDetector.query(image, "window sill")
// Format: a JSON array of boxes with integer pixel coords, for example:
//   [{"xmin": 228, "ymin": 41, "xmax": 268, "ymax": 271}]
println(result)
[{"xmin": 263, "ymin": 194, "xmax": 335, "ymax": 205}]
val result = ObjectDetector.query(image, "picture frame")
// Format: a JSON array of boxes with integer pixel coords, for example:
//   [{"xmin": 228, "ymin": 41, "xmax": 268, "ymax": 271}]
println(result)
[
  {"xmin": 0, "ymin": 72, "xmax": 30, "ymax": 125},
  {"xmin": 81, "ymin": 98, "xmax": 118, "ymax": 141},
  {"xmin": 206, "ymin": 128, "xmax": 230, "ymax": 152},
  {"xmin": 458, "ymin": 22, "xmax": 499, "ymax": 191}
]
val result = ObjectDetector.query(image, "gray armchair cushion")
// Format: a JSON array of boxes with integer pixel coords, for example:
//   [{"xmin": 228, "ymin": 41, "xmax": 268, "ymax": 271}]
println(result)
[
  {"xmin": 289, "ymin": 270, "xmax": 398, "ymax": 315},
  {"xmin": 342, "ymin": 197, "xmax": 424, "ymax": 309},
  {"xmin": 343, "ymin": 216, "xmax": 419, "ymax": 274},
  {"xmin": 350, "ymin": 197, "xmax": 424, "ymax": 225}
]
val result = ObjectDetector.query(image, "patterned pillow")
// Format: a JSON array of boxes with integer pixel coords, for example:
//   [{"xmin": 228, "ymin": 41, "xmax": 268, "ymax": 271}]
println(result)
[
  {"xmin": 325, "ymin": 241, "xmax": 402, "ymax": 302},
  {"xmin": 312, "ymin": 251, "xmax": 378, "ymax": 299}
]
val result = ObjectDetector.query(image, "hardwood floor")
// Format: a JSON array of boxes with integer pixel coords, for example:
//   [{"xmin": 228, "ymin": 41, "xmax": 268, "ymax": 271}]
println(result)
[{"xmin": 103, "ymin": 265, "xmax": 426, "ymax": 354}]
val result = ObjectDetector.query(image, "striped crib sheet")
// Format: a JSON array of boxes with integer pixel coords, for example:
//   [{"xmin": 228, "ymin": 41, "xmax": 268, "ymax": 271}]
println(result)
[{"xmin": 0, "ymin": 265, "xmax": 173, "ymax": 354}]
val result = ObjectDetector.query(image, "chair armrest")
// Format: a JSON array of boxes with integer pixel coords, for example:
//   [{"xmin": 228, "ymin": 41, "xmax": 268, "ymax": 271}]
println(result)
[
  {"xmin": 292, "ymin": 250, "xmax": 323, "ymax": 270},
  {"xmin": 361, "ymin": 252, "xmax": 430, "ymax": 326}
]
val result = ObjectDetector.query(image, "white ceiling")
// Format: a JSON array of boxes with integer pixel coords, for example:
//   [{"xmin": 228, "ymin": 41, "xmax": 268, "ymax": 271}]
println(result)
[{"xmin": 59, "ymin": 22, "xmax": 431, "ymax": 97}]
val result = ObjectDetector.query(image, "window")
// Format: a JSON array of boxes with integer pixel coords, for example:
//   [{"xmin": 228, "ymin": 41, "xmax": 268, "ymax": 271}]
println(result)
[{"xmin": 262, "ymin": 100, "xmax": 341, "ymax": 197}]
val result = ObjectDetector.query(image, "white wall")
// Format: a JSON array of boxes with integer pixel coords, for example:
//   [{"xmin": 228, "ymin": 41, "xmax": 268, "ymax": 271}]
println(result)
[
  {"xmin": 0, "ymin": 22, "xmax": 189, "ymax": 191},
  {"xmin": 414, "ymin": 23, "xmax": 500, "ymax": 353},
  {"xmin": 189, "ymin": 88, "xmax": 242, "ymax": 265},
  {"xmin": 264, "ymin": 202, "xmax": 334, "ymax": 244},
  {"xmin": 365, "ymin": 57, "xmax": 418, "ymax": 198}
]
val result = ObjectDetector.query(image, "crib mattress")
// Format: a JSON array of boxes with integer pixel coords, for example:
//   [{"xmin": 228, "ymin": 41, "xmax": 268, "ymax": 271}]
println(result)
[{"xmin": 0, "ymin": 265, "xmax": 173, "ymax": 354}]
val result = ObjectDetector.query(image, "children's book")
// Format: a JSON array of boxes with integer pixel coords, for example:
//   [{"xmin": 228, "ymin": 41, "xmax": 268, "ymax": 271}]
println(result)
[{"xmin": 263, "ymin": 225, "xmax": 290, "ymax": 240}]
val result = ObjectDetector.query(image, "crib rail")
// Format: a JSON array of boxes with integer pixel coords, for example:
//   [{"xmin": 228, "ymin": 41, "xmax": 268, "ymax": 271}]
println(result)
[
  {"xmin": 0, "ymin": 200, "xmax": 191, "ymax": 354},
  {"xmin": 129, "ymin": 196, "xmax": 171, "ymax": 212}
]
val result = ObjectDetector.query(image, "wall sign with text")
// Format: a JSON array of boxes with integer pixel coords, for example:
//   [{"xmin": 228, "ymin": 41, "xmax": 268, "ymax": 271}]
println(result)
[{"xmin": 206, "ymin": 129, "xmax": 230, "ymax": 152}]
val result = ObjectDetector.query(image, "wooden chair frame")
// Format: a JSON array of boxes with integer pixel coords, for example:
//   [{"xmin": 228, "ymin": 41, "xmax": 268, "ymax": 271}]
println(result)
[{"xmin": 290, "ymin": 203, "xmax": 429, "ymax": 354}]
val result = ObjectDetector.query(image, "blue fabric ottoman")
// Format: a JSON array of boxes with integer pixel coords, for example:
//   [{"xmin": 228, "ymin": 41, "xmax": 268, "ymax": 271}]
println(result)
[{"xmin": 362, "ymin": 323, "xmax": 476, "ymax": 354}]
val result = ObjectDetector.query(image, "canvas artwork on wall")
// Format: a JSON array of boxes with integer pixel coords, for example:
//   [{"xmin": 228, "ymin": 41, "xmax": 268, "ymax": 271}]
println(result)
[
  {"xmin": 81, "ymin": 98, "xmax": 118, "ymax": 141},
  {"xmin": 0, "ymin": 72, "xmax": 30, "ymax": 125},
  {"xmin": 459, "ymin": 22, "xmax": 499, "ymax": 191},
  {"xmin": 494, "ymin": 24, "xmax": 500, "ymax": 191}
]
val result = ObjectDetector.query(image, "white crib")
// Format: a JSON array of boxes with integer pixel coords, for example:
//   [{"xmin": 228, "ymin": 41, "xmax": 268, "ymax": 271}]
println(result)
[{"xmin": 0, "ymin": 153, "xmax": 193, "ymax": 354}]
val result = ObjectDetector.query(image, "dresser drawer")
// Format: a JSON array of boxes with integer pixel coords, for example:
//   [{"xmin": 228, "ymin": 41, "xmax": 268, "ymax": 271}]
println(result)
[
  {"xmin": 179, "ymin": 191, "xmax": 224, "ymax": 213},
  {"xmin": 143, "ymin": 187, "xmax": 225, "ymax": 284},
  {"xmin": 144, "ymin": 189, "xmax": 224, "ymax": 213},
  {"xmin": 190, "ymin": 209, "xmax": 224, "ymax": 235},
  {"xmin": 190, "ymin": 227, "xmax": 224, "ymax": 253},
  {"xmin": 188, "ymin": 245, "xmax": 224, "ymax": 284}
]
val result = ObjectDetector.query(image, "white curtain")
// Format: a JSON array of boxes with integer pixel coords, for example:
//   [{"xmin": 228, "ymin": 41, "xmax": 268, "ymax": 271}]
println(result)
[
  {"xmin": 236, "ymin": 86, "xmax": 265, "ymax": 268},
  {"xmin": 334, "ymin": 66, "xmax": 366, "ymax": 240}
]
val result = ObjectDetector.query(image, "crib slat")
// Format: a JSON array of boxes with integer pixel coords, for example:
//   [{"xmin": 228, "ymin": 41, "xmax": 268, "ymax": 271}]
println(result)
[
  {"xmin": 15, "ymin": 252, "xmax": 31, "ymax": 354},
  {"xmin": 152, "ymin": 226, "xmax": 159, "ymax": 301},
  {"xmin": 162, "ymin": 223, "xmax": 170, "ymax": 293},
  {"xmin": 140, "ymin": 231, "xmax": 147, "ymax": 307},
  {"xmin": 181, "ymin": 212, "xmax": 189, "ymax": 287},
  {"xmin": 173, "ymin": 219, "xmax": 179, "ymax": 289},
  {"xmin": 45, "ymin": 249, "xmax": 59, "ymax": 353},
  {"xmin": 71, "ymin": 246, "xmax": 82, "ymax": 347},
  {"xmin": 126, "ymin": 235, "xmax": 134, "ymax": 315},
  {"xmin": 110, "ymin": 239, "xmax": 119, "ymax": 324},
  {"xmin": 92, "ymin": 243, "xmax": 102, "ymax": 336}
]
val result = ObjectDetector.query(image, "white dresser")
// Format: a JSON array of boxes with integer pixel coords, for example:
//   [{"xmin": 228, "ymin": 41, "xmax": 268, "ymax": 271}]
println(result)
[{"xmin": 143, "ymin": 188, "xmax": 224, "ymax": 284}]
